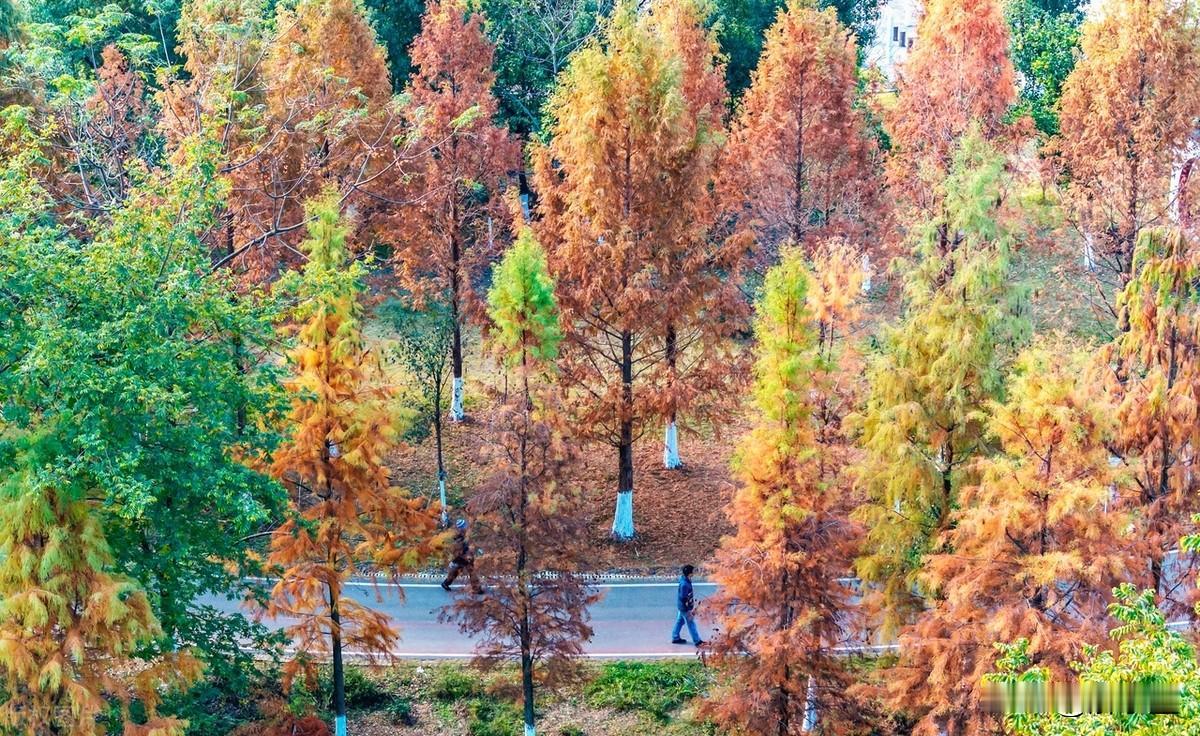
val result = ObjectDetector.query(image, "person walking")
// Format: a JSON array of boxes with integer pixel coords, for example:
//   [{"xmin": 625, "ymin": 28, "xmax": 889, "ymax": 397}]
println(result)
[
  {"xmin": 671, "ymin": 564, "xmax": 704, "ymax": 646},
  {"xmin": 441, "ymin": 519, "xmax": 482, "ymax": 593}
]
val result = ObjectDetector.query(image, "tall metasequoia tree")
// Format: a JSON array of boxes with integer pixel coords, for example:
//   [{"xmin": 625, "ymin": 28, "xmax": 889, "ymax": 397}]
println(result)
[
  {"xmin": 1058, "ymin": 0, "xmax": 1200, "ymax": 321},
  {"xmin": 392, "ymin": 0, "xmax": 520, "ymax": 423},
  {"xmin": 853, "ymin": 132, "xmax": 1029, "ymax": 634},
  {"xmin": 268, "ymin": 193, "xmax": 438, "ymax": 736},
  {"xmin": 532, "ymin": 0, "xmax": 746, "ymax": 537},
  {"xmin": 717, "ymin": 0, "xmax": 881, "ymax": 264},
  {"xmin": 885, "ymin": 0, "xmax": 1017, "ymax": 214},
  {"xmin": 207, "ymin": 0, "xmax": 401, "ymax": 280},
  {"xmin": 1102, "ymin": 227, "xmax": 1200, "ymax": 615},
  {"xmin": 446, "ymin": 229, "xmax": 599, "ymax": 736},
  {"xmin": 654, "ymin": 0, "xmax": 744, "ymax": 470},
  {"xmin": 890, "ymin": 345, "xmax": 1131, "ymax": 736},
  {"xmin": 705, "ymin": 244, "xmax": 866, "ymax": 736}
]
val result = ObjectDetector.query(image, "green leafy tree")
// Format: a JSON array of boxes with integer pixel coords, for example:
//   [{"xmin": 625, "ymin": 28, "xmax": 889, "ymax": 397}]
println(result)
[
  {"xmin": 988, "ymin": 585, "xmax": 1200, "ymax": 736},
  {"xmin": 853, "ymin": 130, "xmax": 1030, "ymax": 633},
  {"xmin": 383, "ymin": 298, "xmax": 457, "ymax": 526},
  {"xmin": 1006, "ymin": 0, "xmax": 1083, "ymax": 137},
  {"xmin": 480, "ymin": 0, "xmax": 611, "ymax": 137},
  {"xmin": 0, "ymin": 111, "xmax": 283, "ymax": 731},
  {"xmin": 715, "ymin": 0, "xmax": 880, "ymax": 98}
]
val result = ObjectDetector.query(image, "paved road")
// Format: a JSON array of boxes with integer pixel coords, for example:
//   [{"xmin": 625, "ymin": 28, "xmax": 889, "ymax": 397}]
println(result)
[{"xmin": 197, "ymin": 578, "xmax": 718, "ymax": 659}]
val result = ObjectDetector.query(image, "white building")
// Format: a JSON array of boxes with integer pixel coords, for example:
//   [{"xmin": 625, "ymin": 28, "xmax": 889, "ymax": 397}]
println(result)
[{"xmin": 865, "ymin": 0, "xmax": 920, "ymax": 80}]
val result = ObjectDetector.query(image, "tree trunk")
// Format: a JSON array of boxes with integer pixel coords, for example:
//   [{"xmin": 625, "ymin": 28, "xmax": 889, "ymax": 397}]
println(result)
[
  {"xmin": 613, "ymin": 330, "xmax": 635, "ymax": 540},
  {"xmin": 330, "ymin": 587, "xmax": 347, "ymax": 736},
  {"xmin": 663, "ymin": 324, "xmax": 681, "ymax": 469},
  {"xmin": 434, "ymin": 370, "xmax": 448, "ymax": 527},
  {"xmin": 450, "ymin": 217, "xmax": 466, "ymax": 421}
]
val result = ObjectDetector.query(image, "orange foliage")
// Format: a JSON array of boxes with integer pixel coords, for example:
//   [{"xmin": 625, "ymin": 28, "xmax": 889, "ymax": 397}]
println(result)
[
  {"xmin": 1104, "ymin": 227, "xmax": 1200, "ymax": 614},
  {"xmin": 1058, "ymin": 0, "xmax": 1200, "ymax": 300},
  {"xmin": 389, "ymin": 0, "xmax": 520, "ymax": 412},
  {"xmin": 885, "ymin": 0, "xmax": 1017, "ymax": 213},
  {"xmin": 718, "ymin": 0, "xmax": 882, "ymax": 264},
  {"xmin": 705, "ymin": 244, "xmax": 867, "ymax": 735},
  {"xmin": 532, "ymin": 0, "xmax": 747, "ymax": 536},
  {"xmin": 267, "ymin": 195, "xmax": 438, "ymax": 694},
  {"xmin": 888, "ymin": 344, "xmax": 1129, "ymax": 736}
]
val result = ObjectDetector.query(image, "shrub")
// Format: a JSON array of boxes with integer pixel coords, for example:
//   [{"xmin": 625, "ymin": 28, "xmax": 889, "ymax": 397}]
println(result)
[
  {"xmin": 430, "ymin": 665, "xmax": 482, "ymax": 702},
  {"xmin": 385, "ymin": 697, "xmax": 418, "ymax": 726},
  {"xmin": 584, "ymin": 661, "xmax": 710, "ymax": 723},
  {"xmin": 466, "ymin": 698, "xmax": 523, "ymax": 736},
  {"xmin": 342, "ymin": 667, "xmax": 388, "ymax": 709}
]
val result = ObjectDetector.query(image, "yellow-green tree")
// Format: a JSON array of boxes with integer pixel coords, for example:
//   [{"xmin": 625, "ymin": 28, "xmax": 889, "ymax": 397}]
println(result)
[
  {"xmin": 705, "ymin": 243, "xmax": 868, "ymax": 735},
  {"xmin": 891, "ymin": 344, "xmax": 1130, "ymax": 736},
  {"xmin": 267, "ymin": 192, "xmax": 438, "ymax": 736},
  {"xmin": 853, "ymin": 131, "xmax": 1030, "ymax": 633}
]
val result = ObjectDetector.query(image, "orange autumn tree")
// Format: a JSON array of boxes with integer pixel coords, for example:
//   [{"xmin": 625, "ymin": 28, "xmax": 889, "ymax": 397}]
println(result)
[
  {"xmin": 650, "ymin": 0, "xmax": 746, "ymax": 470},
  {"xmin": 718, "ymin": 0, "xmax": 880, "ymax": 264},
  {"xmin": 885, "ymin": 0, "xmax": 1017, "ymax": 213},
  {"xmin": 533, "ymin": 0, "xmax": 746, "ymax": 537},
  {"xmin": 889, "ymin": 344, "xmax": 1130, "ymax": 736},
  {"xmin": 268, "ymin": 192, "xmax": 438, "ymax": 736},
  {"xmin": 445, "ymin": 229, "xmax": 599, "ymax": 736},
  {"xmin": 392, "ymin": 0, "xmax": 520, "ymax": 423},
  {"xmin": 1058, "ymin": 0, "xmax": 1200, "ymax": 316},
  {"xmin": 1103, "ymin": 227, "xmax": 1200, "ymax": 614},
  {"xmin": 705, "ymin": 244, "xmax": 866, "ymax": 736},
  {"xmin": 227, "ymin": 0, "xmax": 400, "ymax": 280}
]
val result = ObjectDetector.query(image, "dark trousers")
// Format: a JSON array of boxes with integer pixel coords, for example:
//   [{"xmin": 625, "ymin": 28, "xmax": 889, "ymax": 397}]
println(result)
[{"xmin": 443, "ymin": 559, "xmax": 481, "ymax": 591}]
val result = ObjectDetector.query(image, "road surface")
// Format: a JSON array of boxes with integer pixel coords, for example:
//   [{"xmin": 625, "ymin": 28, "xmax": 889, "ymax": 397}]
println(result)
[{"xmin": 197, "ymin": 577, "xmax": 718, "ymax": 659}]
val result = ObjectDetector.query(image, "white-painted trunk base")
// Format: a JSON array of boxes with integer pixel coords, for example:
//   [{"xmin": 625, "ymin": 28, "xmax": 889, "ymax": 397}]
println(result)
[
  {"xmin": 860, "ymin": 253, "xmax": 872, "ymax": 294},
  {"xmin": 612, "ymin": 490, "xmax": 635, "ymax": 540},
  {"xmin": 524, "ymin": 723, "xmax": 536, "ymax": 736},
  {"xmin": 335, "ymin": 714, "xmax": 348, "ymax": 736},
  {"xmin": 1083, "ymin": 233, "xmax": 1097, "ymax": 272},
  {"xmin": 802, "ymin": 675, "xmax": 818, "ymax": 733},
  {"xmin": 451, "ymin": 377, "xmax": 465, "ymax": 421},
  {"xmin": 663, "ymin": 421, "xmax": 682, "ymax": 469},
  {"xmin": 439, "ymin": 476, "xmax": 449, "ymax": 527}
]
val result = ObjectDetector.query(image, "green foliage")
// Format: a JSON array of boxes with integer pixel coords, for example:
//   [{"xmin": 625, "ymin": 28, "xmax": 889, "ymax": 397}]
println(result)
[
  {"xmin": 750, "ymin": 246, "xmax": 814, "ymax": 432},
  {"xmin": 385, "ymin": 696, "xmax": 417, "ymax": 725},
  {"xmin": 479, "ymin": 0, "xmax": 612, "ymax": 136},
  {"xmin": 467, "ymin": 697, "xmax": 524, "ymax": 736},
  {"xmin": 381, "ymin": 297, "xmax": 454, "ymax": 442},
  {"xmin": 342, "ymin": 667, "xmax": 390, "ymax": 709},
  {"xmin": 0, "ymin": 110, "xmax": 285, "ymax": 718},
  {"xmin": 853, "ymin": 129, "xmax": 1031, "ymax": 631},
  {"xmin": 1006, "ymin": 0, "xmax": 1082, "ymax": 137},
  {"xmin": 988, "ymin": 584, "xmax": 1200, "ymax": 736},
  {"xmin": 430, "ymin": 665, "xmax": 484, "ymax": 701},
  {"xmin": 487, "ymin": 227, "xmax": 562, "ymax": 367},
  {"xmin": 363, "ymin": 0, "xmax": 425, "ymax": 86},
  {"xmin": 715, "ymin": 0, "xmax": 879, "ymax": 97},
  {"xmin": 585, "ymin": 661, "xmax": 711, "ymax": 722}
]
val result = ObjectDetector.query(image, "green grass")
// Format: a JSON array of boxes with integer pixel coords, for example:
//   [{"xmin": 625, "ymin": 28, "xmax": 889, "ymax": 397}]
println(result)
[{"xmin": 584, "ymin": 661, "xmax": 712, "ymax": 723}]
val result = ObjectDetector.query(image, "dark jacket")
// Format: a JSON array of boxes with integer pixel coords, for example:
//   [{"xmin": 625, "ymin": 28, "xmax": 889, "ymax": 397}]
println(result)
[
  {"xmin": 450, "ymin": 530, "xmax": 472, "ymax": 565},
  {"xmin": 677, "ymin": 574, "xmax": 694, "ymax": 613}
]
